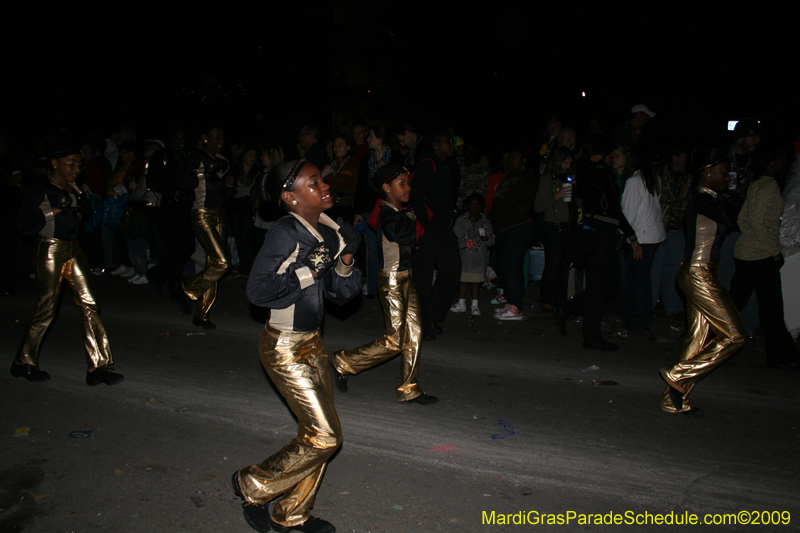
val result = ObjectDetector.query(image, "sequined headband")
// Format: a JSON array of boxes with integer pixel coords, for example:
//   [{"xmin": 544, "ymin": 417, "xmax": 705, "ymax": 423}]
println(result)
[
  {"xmin": 697, "ymin": 155, "xmax": 729, "ymax": 173},
  {"xmin": 283, "ymin": 159, "xmax": 307, "ymax": 190}
]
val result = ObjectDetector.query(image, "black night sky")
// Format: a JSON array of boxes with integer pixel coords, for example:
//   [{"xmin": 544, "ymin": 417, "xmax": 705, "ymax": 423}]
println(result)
[{"xmin": 5, "ymin": 2, "xmax": 798, "ymax": 150}]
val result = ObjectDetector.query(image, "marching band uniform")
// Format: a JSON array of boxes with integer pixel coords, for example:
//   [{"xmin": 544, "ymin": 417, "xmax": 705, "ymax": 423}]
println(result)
[
  {"xmin": 659, "ymin": 186, "xmax": 744, "ymax": 414},
  {"xmin": 13, "ymin": 171, "xmax": 121, "ymax": 385},
  {"xmin": 176, "ymin": 149, "xmax": 234, "ymax": 326},
  {"xmin": 331, "ymin": 200, "xmax": 425, "ymax": 401},
  {"xmin": 236, "ymin": 211, "xmax": 360, "ymax": 529}
]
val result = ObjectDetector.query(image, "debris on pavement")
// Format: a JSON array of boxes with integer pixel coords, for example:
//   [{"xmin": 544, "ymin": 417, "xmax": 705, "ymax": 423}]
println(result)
[
  {"xmin": 68, "ymin": 430, "xmax": 93, "ymax": 438},
  {"xmin": 581, "ymin": 365, "xmax": 600, "ymax": 372},
  {"xmin": 491, "ymin": 419, "xmax": 515, "ymax": 440},
  {"xmin": 14, "ymin": 427, "xmax": 30, "ymax": 437},
  {"xmin": 590, "ymin": 380, "xmax": 619, "ymax": 386}
]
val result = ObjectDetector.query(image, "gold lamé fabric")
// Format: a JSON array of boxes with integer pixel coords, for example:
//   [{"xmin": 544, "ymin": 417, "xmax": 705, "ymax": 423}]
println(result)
[
  {"xmin": 690, "ymin": 214, "xmax": 717, "ymax": 263},
  {"xmin": 238, "ymin": 325, "xmax": 341, "ymax": 528},
  {"xmin": 182, "ymin": 207, "xmax": 229, "ymax": 320},
  {"xmin": 16, "ymin": 237, "xmax": 113, "ymax": 370},
  {"xmin": 332, "ymin": 269, "xmax": 423, "ymax": 401},
  {"xmin": 660, "ymin": 263, "xmax": 744, "ymax": 413}
]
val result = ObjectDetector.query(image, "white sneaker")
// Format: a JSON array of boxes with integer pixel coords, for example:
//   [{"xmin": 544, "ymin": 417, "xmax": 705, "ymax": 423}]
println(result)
[
  {"xmin": 91, "ymin": 268, "xmax": 104, "ymax": 276},
  {"xmin": 471, "ymin": 305, "xmax": 481, "ymax": 316},
  {"xmin": 119, "ymin": 267, "xmax": 136, "ymax": 278},
  {"xmin": 496, "ymin": 304, "xmax": 525, "ymax": 320},
  {"xmin": 128, "ymin": 274, "xmax": 141, "ymax": 283},
  {"xmin": 450, "ymin": 301, "xmax": 467, "ymax": 313},
  {"xmin": 490, "ymin": 292, "xmax": 507, "ymax": 305},
  {"xmin": 110, "ymin": 265, "xmax": 129, "ymax": 275},
  {"xmin": 131, "ymin": 275, "xmax": 149, "ymax": 285}
]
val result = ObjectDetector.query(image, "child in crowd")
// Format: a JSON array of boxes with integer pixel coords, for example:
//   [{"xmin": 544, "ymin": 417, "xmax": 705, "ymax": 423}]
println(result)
[
  {"xmin": 330, "ymin": 164, "xmax": 438, "ymax": 405},
  {"xmin": 450, "ymin": 193, "xmax": 495, "ymax": 316}
]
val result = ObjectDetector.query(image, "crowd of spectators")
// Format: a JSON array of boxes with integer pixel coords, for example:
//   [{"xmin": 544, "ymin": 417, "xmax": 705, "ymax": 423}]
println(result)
[{"xmin": 2, "ymin": 104, "xmax": 799, "ymax": 367}]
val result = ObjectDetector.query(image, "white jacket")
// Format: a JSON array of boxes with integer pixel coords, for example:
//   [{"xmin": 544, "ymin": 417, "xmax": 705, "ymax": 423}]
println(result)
[{"xmin": 621, "ymin": 171, "xmax": 666, "ymax": 244}]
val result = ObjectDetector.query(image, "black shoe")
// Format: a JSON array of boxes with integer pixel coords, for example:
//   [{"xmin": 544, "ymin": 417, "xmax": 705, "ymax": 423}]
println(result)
[
  {"xmin": 10, "ymin": 362, "xmax": 50, "ymax": 382},
  {"xmin": 405, "ymin": 393, "xmax": 439, "ymax": 406},
  {"xmin": 552, "ymin": 305, "xmax": 568, "ymax": 337},
  {"xmin": 232, "ymin": 471, "xmax": 243, "ymax": 498},
  {"xmin": 582, "ymin": 339, "xmax": 618, "ymax": 351},
  {"xmin": 426, "ymin": 319, "xmax": 443, "ymax": 335},
  {"xmin": 233, "ymin": 472, "xmax": 274, "ymax": 532},
  {"xmin": 682, "ymin": 407, "xmax": 705, "ymax": 419},
  {"xmin": 666, "ymin": 384, "xmax": 684, "ymax": 411},
  {"xmin": 329, "ymin": 357, "xmax": 348, "ymax": 393},
  {"xmin": 271, "ymin": 516, "xmax": 335, "ymax": 533},
  {"xmin": 193, "ymin": 316, "xmax": 216, "ymax": 330},
  {"xmin": 242, "ymin": 503, "xmax": 273, "ymax": 532},
  {"xmin": 86, "ymin": 366, "xmax": 124, "ymax": 386},
  {"xmin": 422, "ymin": 330, "xmax": 437, "ymax": 341}
]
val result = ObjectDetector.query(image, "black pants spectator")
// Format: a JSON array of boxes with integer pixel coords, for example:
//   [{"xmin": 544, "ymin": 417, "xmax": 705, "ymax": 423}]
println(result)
[
  {"xmin": 567, "ymin": 222, "xmax": 620, "ymax": 341},
  {"xmin": 730, "ymin": 257, "xmax": 799, "ymax": 366},
  {"xmin": 411, "ymin": 224, "xmax": 461, "ymax": 324}
]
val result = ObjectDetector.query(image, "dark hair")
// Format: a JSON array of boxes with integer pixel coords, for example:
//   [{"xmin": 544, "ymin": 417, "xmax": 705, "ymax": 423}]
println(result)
[
  {"xmin": 371, "ymin": 164, "xmax": 408, "ymax": 195},
  {"xmin": 396, "ymin": 122, "xmax": 417, "ymax": 134},
  {"xmin": 118, "ymin": 140, "xmax": 140, "ymax": 159},
  {"xmin": 267, "ymin": 160, "xmax": 306, "ymax": 210},
  {"xmin": 689, "ymin": 147, "xmax": 728, "ymax": 178},
  {"xmin": 754, "ymin": 142, "xmax": 788, "ymax": 177},
  {"xmin": 334, "ymin": 134, "xmax": 353, "ymax": 152},
  {"xmin": 50, "ymin": 135, "xmax": 82, "ymax": 160},
  {"xmin": 464, "ymin": 192, "xmax": 485, "ymax": 208},
  {"xmin": 626, "ymin": 142, "xmax": 659, "ymax": 196},
  {"xmin": 368, "ymin": 122, "xmax": 393, "ymax": 147},
  {"xmin": 302, "ymin": 124, "xmax": 321, "ymax": 141},
  {"xmin": 543, "ymin": 146, "xmax": 572, "ymax": 177}
]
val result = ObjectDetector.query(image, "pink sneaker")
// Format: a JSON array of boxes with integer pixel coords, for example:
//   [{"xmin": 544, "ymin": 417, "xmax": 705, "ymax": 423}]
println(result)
[{"xmin": 495, "ymin": 304, "xmax": 525, "ymax": 320}]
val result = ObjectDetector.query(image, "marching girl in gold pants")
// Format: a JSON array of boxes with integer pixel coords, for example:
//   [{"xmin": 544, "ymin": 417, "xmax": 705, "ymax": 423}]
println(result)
[
  {"xmin": 330, "ymin": 165, "xmax": 438, "ymax": 405},
  {"xmin": 659, "ymin": 148, "xmax": 744, "ymax": 418},
  {"xmin": 12, "ymin": 141, "xmax": 123, "ymax": 386},
  {"xmin": 177, "ymin": 126, "xmax": 235, "ymax": 329},
  {"xmin": 232, "ymin": 160, "xmax": 362, "ymax": 533}
]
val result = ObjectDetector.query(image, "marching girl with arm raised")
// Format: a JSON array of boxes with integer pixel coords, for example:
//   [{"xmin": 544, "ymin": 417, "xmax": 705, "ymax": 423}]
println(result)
[
  {"xmin": 232, "ymin": 160, "xmax": 362, "ymax": 533},
  {"xmin": 329, "ymin": 165, "xmax": 439, "ymax": 405}
]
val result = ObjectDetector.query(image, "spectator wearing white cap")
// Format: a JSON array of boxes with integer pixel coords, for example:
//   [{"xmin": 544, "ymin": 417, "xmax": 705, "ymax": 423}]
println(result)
[{"xmin": 611, "ymin": 104, "xmax": 655, "ymax": 150}]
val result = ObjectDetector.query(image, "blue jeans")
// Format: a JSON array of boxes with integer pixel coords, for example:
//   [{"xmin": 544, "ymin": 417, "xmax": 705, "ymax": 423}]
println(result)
[
  {"xmin": 495, "ymin": 221, "xmax": 536, "ymax": 309},
  {"xmin": 617, "ymin": 241, "xmax": 660, "ymax": 332},
  {"xmin": 362, "ymin": 211, "xmax": 379, "ymax": 295},
  {"xmin": 650, "ymin": 231, "xmax": 685, "ymax": 315}
]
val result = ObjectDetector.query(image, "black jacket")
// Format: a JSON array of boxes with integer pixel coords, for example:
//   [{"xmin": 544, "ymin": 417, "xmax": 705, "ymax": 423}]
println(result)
[
  {"xmin": 17, "ymin": 178, "xmax": 91, "ymax": 240},
  {"xmin": 247, "ymin": 213, "xmax": 362, "ymax": 332}
]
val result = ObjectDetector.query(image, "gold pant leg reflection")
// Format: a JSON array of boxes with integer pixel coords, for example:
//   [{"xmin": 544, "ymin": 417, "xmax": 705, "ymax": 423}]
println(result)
[
  {"xmin": 182, "ymin": 207, "xmax": 229, "ymax": 320},
  {"xmin": 238, "ymin": 326, "xmax": 341, "ymax": 528},
  {"xmin": 332, "ymin": 270, "xmax": 423, "ymax": 401},
  {"xmin": 17, "ymin": 237, "xmax": 114, "ymax": 370},
  {"xmin": 660, "ymin": 263, "xmax": 744, "ymax": 413}
]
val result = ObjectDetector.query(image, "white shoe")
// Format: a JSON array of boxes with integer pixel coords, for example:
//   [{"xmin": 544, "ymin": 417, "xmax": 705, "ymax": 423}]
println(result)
[
  {"xmin": 496, "ymin": 304, "xmax": 525, "ymax": 320},
  {"xmin": 127, "ymin": 274, "xmax": 141, "ymax": 283},
  {"xmin": 110, "ymin": 265, "xmax": 129, "ymax": 275},
  {"xmin": 450, "ymin": 301, "xmax": 467, "ymax": 313},
  {"xmin": 119, "ymin": 267, "xmax": 136, "ymax": 278},
  {"xmin": 91, "ymin": 268, "xmax": 105, "ymax": 276},
  {"xmin": 471, "ymin": 305, "xmax": 481, "ymax": 316},
  {"xmin": 131, "ymin": 275, "xmax": 149, "ymax": 285},
  {"xmin": 490, "ymin": 292, "xmax": 507, "ymax": 305}
]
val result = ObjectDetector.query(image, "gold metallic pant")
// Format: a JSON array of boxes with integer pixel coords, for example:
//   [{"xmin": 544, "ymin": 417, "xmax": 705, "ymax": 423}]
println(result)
[
  {"xmin": 182, "ymin": 207, "xmax": 229, "ymax": 320},
  {"xmin": 332, "ymin": 269, "xmax": 423, "ymax": 401},
  {"xmin": 16, "ymin": 237, "xmax": 113, "ymax": 370},
  {"xmin": 660, "ymin": 263, "xmax": 745, "ymax": 413},
  {"xmin": 238, "ymin": 325, "xmax": 341, "ymax": 528}
]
